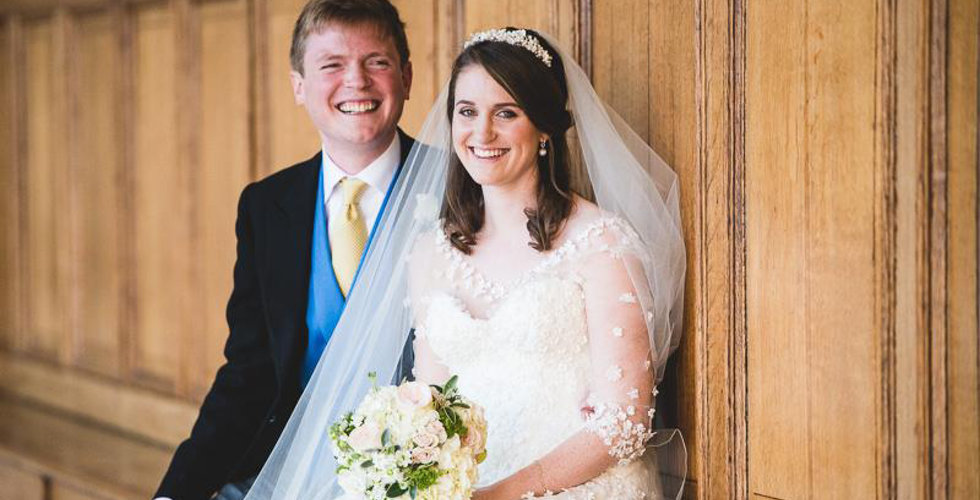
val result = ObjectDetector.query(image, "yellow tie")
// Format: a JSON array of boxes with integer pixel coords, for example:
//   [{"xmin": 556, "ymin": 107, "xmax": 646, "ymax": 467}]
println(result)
[{"xmin": 330, "ymin": 177, "xmax": 368, "ymax": 297}]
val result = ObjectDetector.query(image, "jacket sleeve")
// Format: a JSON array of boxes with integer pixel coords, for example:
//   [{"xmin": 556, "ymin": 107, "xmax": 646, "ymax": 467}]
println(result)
[{"xmin": 155, "ymin": 183, "xmax": 279, "ymax": 500}]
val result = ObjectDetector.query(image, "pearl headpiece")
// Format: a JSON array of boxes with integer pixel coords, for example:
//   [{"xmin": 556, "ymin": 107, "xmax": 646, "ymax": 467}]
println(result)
[{"xmin": 463, "ymin": 28, "xmax": 553, "ymax": 67}]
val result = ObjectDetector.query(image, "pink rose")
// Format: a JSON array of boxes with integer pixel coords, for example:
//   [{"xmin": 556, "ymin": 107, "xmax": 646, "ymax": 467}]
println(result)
[
  {"xmin": 463, "ymin": 426, "xmax": 484, "ymax": 451},
  {"xmin": 411, "ymin": 446, "xmax": 439, "ymax": 464},
  {"xmin": 413, "ymin": 430, "xmax": 440, "ymax": 448},
  {"xmin": 347, "ymin": 422, "xmax": 383, "ymax": 452},
  {"xmin": 425, "ymin": 420, "xmax": 448, "ymax": 441},
  {"xmin": 397, "ymin": 381, "xmax": 433, "ymax": 408}
]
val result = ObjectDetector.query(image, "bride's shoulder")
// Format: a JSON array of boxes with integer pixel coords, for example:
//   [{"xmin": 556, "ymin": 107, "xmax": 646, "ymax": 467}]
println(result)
[{"xmin": 562, "ymin": 197, "xmax": 642, "ymax": 249}]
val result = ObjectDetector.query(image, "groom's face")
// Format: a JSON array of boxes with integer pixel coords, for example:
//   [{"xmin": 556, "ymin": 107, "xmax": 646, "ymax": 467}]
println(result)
[{"xmin": 290, "ymin": 21, "xmax": 412, "ymax": 155}]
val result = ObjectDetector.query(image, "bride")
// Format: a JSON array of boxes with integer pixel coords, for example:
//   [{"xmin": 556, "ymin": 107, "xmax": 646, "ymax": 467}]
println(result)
[{"xmin": 245, "ymin": 28, "xmax": 686, "ymax": 500}]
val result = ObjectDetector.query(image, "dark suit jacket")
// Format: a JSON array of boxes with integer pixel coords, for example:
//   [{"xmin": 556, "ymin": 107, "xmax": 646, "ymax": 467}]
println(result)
[{"xmin": 155, "ymin": 132, "xmax": 415, "ymax": 500}]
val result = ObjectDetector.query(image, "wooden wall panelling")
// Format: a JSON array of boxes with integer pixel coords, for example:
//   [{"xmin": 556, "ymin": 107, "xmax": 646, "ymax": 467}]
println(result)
[
  {"xmin": 695, "ymin": 0, "xmax": 747, "ymax": 496},
  {"xmin": 0, "ymin": 352, "xmax": 198, "ymax": 448},
  {"xmin": 73, "ymin": 9, "xmax": 123, "ymax": 377},
  {"xmin": 462, "ymin": 0, "xmax": 577, "ymax": 52},
  {"xmin": 193, "ymin": 0, "xmax": 252, "ymax": 398},
  {"xmin": 0, "ymin": 457, "xmax": 44, "ymax": 500},
  {"xmin": 131, "ymin": 2, "xmax": 182, "ymax": 390},
  {"xmin": 927, "ymin": 0, "xmax": 949, "ymax": 495},
  {"xmin": 874, "ymin": 0, "xmax": 900, "ymax": 497},
  {"xmin": 248, "ymin": 0, "xmax": 270, "ymax": 181},
  {"xmin": 806, "ymin": 0, "xmax": 879, "ymax": 496},
  {"xmin": 0, "ymin": 18, "xmax": 20, "ymax": 350},
  {"xmin": 893, "ymin": 0, "xmax": 931, "ymax": 497},
  {"xmin": 648, "ymin": 0, "xmax": 700, "ymax": 493},
  {"xmin": 946, "ymin": 0, "xmax": 979, "ymax": 496},
  {"xmin": 592, "ymin": 0, "xmax": 649, "ymax": 140},
  {"xmin": 391, "ymin": 0, "xmax": 438, "ymax": 136},
  {"xmin": 266, "ymin": 0, "xmax": 319, "ymax": 174},
  {"xmin": 746, "ymin": 0, "xmax": 808, "ymax": 497},
  {"xmin": 24, "ymin": 14, "xmax": 70, "ymax": 362}
]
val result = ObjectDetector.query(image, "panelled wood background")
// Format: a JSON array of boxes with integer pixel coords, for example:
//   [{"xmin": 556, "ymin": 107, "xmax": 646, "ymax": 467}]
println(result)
[{"xmin": 0, "ymin": 0, "xmax": 976, "ymax": 499}]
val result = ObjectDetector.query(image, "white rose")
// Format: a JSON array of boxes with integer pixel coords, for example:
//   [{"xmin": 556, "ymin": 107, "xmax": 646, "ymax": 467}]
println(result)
[
  {"xmin": 411, "ymin": 446, "xmax": 439, "ymax": 464},
  {"xmin": 347, "ymin": 422, "xmax": 383, "ymax": 452},
  {"xmin": 397, "ymin": 381, "xmax": 433, "ymax": 408},
  {"xmin": 462, "ymin": 426, "xmax": 484, "ymax": 451}
]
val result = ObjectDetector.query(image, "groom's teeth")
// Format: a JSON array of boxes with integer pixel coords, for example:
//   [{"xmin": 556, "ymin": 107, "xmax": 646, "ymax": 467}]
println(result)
[
  {"xmin": 338, "ymin": 101, "xmax": 379, "ymax": 114},
  {"xmin": 472, "ymin": 147, "xmax": 507, "ymax": 159}
]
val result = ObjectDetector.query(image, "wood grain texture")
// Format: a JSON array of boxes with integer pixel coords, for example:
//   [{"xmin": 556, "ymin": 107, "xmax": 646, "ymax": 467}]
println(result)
[
  {"xmin": 193, "ymin": 0, "xmax": 251, "ymax": 399},
  {"xmin": 0, "ymin": 458, "xmax": 43, "ymax": 500},
  {"xmin": 267, "ymin": 0, "xmax": 319, "ymax": 173},
  {"xmin": 0, "ymin": 352, "xmax": 198, "ymax": 447},
  {"xmin": 805, "ymin": 0, "xmax": 878, "ymax": 496},
  {"xmin": 24, "ymin": 16, "xmax": 70, "ymax": 362},
  {"xmin": 894, "ymin": 1, "xmax": 931, "ymax": 497},
  {"xmin": 74, "ymin": 10, "xmax": 123, "ymax": 377},
  {"xmin": 131, "ymin": 2, "xmax": 181, "ymax": 390},
  {"xmin": 0, "ymin": 19, "xmax": 19, "ymax": 351},
  {"xmin": 391, "ymin": 0, "xmax": 438, "ymax": 136},
  {"xmin": 746, "ymin": 0, "xmax": 808, "ymax": 497},
  {"xmin": 945, "ymin": 0, "xmax": 979, "ymax": 497}
]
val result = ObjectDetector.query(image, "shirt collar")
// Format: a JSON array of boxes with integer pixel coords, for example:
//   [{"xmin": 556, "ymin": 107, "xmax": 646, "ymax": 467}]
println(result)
[{"xmin": 321, "ymin": 135, "xmax": 400, "ymax": 200}]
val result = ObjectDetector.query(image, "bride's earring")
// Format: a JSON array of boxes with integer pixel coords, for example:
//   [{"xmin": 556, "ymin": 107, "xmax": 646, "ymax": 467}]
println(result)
[{"xmin": 538, "ymin": 138, "xmax": 547, "ymax": 157}]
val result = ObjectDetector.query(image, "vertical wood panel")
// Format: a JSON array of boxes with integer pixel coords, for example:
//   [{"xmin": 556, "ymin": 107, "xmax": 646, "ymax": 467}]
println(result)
[
  {"xmin": 131, "ymin": 2, "xmax": 180, "ymax": 389},
  {"xmin": 74, "ymin": 10, "xmax": 122, "ymax": 376},
  {"xmin": 746, "ymin": 0, "xmax": 808, "ymax": 497},
  {"xmin": 391, "ymin": 0, "xmax": 438, "ymax": 135},
  {"xmin": 805, "ymin": 0, "xmax": 878, "ymax": 496},
  {"xmin": 193, "ymin": 0, "xmax": 251, "ymax": 397},
  {"xmin": 946, "ymin": 0, "xmax": 979, "ymax": 496},
  {"xmin": 894, "ymin": 0, "xmax": 931, "ymax": 497},
  {"xmin": 648, "ymin": 0, "xmax": 700, "ymax": 485},
  {"xmin": 592, "ymin": 0, "xmax": 648, "ymax": 140},
  {"xmin": 0, "ymin": 19, "xmax": 18, "ymax": 349},
  {"xmin": 267, "ymin": 0, "xmax": 319, "ymax": 173},
  {"xmin": 24, "ymin": 16, "xmax": 68, "ymax": 361}
]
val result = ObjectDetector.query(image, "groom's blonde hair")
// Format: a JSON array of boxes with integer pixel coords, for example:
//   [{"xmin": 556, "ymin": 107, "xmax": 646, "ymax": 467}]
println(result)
[{"xmin": 290, "ymin": 0, "xmax": 410, "ymax": 76}]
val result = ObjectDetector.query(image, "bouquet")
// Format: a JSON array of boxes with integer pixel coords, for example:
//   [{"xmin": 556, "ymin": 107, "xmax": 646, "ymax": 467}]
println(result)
[{"xmin": 329, "ymin": 374, "xmax": 487, "ymax": 500}]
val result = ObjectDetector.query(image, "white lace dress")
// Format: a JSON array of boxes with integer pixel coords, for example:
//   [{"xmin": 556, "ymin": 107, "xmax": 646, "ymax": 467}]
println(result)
[{"xmin": 408, "ymin": 216, "xmax": 663, "ymax": 499}]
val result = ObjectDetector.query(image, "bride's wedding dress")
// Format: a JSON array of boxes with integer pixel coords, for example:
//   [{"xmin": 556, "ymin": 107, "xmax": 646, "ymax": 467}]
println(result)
[{"xmin": 410, "ymin": 216, "xmax": 663, "ymax": 499}]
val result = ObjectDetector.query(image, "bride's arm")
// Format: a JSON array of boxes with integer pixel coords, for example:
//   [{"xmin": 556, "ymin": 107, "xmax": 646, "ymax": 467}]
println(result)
[
  {"xmin": 475, "ymin": 248, "xmax": 656, "ymax": 499},
  {"xmin": 412, "ymin": 331, "xmax": 452, "ymax": 385},
  {"xmin": 406, "ymin": 235, "xmax": 453, "ymax": 386}
]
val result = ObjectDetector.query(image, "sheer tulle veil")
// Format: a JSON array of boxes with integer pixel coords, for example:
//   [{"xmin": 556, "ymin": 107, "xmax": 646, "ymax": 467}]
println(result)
[{"xmin": 244, "ymin": 30, "xmax": 686, "ymax": 500}]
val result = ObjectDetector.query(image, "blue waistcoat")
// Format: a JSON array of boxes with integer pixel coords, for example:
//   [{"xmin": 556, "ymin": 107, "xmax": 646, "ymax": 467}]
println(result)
[{"xmin": 301, "ymin": 161, "xmax": 401, "ymax": 388}]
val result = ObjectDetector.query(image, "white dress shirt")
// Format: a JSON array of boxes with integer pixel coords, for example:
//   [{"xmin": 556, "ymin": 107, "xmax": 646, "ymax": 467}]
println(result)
[{"xmin": 322, "ymin": 135, "xmax": 400, "ymax": 233}]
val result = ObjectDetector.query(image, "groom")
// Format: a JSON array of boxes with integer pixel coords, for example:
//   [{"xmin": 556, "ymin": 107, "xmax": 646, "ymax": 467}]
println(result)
[{"xmin": 154, "ymin": 1, "xmax": 413, "ymax": 499}]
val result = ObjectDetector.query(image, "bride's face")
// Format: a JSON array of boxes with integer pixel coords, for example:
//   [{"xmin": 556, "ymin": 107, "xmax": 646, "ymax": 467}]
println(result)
[{"xmin": 451, "ymin": 64, "xmax": 547, "ymax": 190}]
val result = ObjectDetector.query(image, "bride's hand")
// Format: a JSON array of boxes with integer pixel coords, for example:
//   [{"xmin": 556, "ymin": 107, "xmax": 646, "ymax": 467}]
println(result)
[{"xmin": 471, "ymin": 486, "xmax": 505, "ymax": 500}]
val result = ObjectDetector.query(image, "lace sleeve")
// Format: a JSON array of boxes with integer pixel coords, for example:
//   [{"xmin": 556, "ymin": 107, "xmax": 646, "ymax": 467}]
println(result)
[
  {"xmin": 576, "ymin": 219, "xmax": 657, "ymax": 465},
  {"xmin": 406, "ymin": 228, "xmax": 451, "ymax": 384}
]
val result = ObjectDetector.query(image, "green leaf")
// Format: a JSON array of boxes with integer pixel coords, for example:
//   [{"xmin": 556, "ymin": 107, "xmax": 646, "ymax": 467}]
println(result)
[
  {"xmin": 382, "ymin": 429, "xmax": 391, "ymax": 447},
  {"xmin": 360, "ymin": 459, "xmax": 373, "ymax": 468},
  {"xmin": 410, "ymin": 486, "xmax": 418, "ymax": 500},
  {"xmin": 386, "ymin": 482, "xmax": 407, "ymax": 498}
]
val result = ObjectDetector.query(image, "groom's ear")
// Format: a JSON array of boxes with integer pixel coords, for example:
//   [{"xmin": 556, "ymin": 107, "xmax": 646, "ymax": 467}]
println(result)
[
  {"xmin": 401, "ymin": 61, "xmax": 413, "ymax": 100},
  {"xmin": 290, "ymin": 70, "xmax": 306, "ymax": 106}
]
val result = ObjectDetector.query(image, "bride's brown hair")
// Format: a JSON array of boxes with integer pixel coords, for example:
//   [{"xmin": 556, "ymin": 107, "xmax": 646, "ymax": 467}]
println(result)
[{"xmin": 442, "ymin": 28, "xmax": 574, "ymax": 254}]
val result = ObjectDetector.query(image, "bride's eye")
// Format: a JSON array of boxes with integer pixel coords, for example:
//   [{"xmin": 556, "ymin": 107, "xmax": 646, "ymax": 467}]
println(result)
[
  {"xmin": 496, "ymin": 109, "xmax": 517, "ymax": 119},
  {"xmin": 457, "ymin": 107, "xmax": 476, "ymax": 118}
]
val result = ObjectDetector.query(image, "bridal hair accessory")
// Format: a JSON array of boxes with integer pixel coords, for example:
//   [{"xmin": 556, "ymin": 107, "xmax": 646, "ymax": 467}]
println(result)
[
  {"xmin": 463, "ymin": 28, "xmax": 554, "ymax": 67},
  {"xmin": 538, "ymin": 138, "xmax": 548, "ymax": 156}
]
